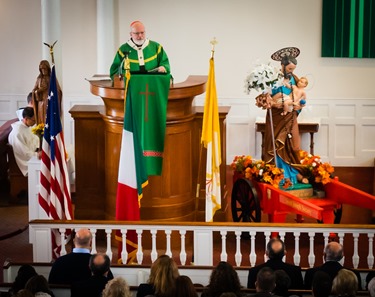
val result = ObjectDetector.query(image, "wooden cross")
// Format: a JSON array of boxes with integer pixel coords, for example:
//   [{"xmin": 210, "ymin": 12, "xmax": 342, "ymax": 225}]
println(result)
[{"xmin": 139, "ymin": 84, "xmax": 155, "ymax": 122}]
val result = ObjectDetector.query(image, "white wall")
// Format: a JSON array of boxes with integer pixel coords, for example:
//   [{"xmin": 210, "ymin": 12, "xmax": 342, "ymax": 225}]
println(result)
[{"xmin": 0, "ymin": 0, "xmax": 374, "ymax": 166}]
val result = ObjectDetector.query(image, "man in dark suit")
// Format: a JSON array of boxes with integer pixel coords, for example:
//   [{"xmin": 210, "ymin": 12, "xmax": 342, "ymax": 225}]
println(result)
[
  {"xmin": 48, "ymin": 228, "xmax": 96, "ymax": 285},
  {"xmin": 71, "ymin": 253, "xmax": 111, "ymax": 297},
  {"xmin": 304, "ymin": 241, "xmax": 362, "ymax": 290},
  {"xmin": 247, "ymin": 238, "xmax": 303, "ymax": 289}
]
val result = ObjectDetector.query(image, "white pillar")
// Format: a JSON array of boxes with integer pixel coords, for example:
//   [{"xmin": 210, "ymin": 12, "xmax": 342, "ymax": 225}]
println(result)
[
  {"xmin": 41, "ymin": 0, "xmax": 61, "ymax": 76},
  {"xmin": 97, "ymin": 0, "xmax": 117, "ymax": 74}
]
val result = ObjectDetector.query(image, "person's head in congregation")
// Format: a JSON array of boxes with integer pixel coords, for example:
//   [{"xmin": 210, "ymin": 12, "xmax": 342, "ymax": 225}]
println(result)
[
  {"xmin": 202, "ymin": 261, "xmax": 242, "ymax": 297},
  {"xmin": 311, "ymin": 271, "xmax": 332, "ymax": 297},
  {"xmin": 8, "ymin": 264, "xmax": 38, "ymax": 296},
  {"xmin": 175, "ymin": 275, "xmax": 198, "ymax": 297},
  {"xmin": 368, "ymin": 277, "xmax": 375, "ymax": 297},
  {"xmin": 73, "ymin": 228, "xmax": 92, "ymax": 249},
  {"xmin": 266, "ymin": 238, "xmax": 286, "ymax": 260},
  {"xmin": 273, "ymin": 269, "xmax": 291, "ymax": 297},
  {"xmin": 89, "ymin": 253, "xmax": 111, "ymax": 277},
  {"xmin": 255, "ymin": 267, "xmax": 275, "ymax": 293},
  {"xmin": 25, "ymin": 275, "xmax": 54, "ymax": 297},
  {"xmin": 331, "ymin": 269, "xmax": 358, "ymax": 297},
  {"xmin": 323, "ymin": 241, "xmax": 343, "ymax": 262},
  {"xmin": 102, "ymin": 277, "xmax": 131, "ymax": 297},
  {"xmin": 137, "ymin": 254, "xmax": 179, "ymax": 297}
]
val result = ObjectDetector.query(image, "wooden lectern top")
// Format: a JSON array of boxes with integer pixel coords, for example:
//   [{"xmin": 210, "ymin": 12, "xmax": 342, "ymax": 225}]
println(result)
[
  {"xmin": 87, "ymin": 75, "xmax": 208, "ymax": 119},
  {"xmin": 88, "ymin": 75, "xmax": 207, "ymax": 100}
]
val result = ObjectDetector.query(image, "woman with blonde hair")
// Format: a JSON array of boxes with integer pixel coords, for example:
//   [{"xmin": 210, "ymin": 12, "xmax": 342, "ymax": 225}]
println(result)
[
  {"xmin": 102, "ymin": 277, "xmax": 131, "ymax": 297},
  {"xmin": 331, "ymin": 269, "xmax": 358, "ymax": 297},
  {"xmin": 136, "ymin": 254, "xmax": 179, "ymax": 297}
]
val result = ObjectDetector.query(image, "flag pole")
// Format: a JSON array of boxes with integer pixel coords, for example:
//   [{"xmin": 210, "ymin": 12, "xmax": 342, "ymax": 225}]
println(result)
[{"xmin": 195, "ymin": 38, "xmax": 218, "ymax": 221}]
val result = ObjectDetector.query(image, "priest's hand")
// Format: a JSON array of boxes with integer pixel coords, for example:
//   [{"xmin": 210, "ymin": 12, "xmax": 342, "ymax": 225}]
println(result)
[{"xmin": 157, "ymin": 66, "xmax": 167, "ymax": 73}]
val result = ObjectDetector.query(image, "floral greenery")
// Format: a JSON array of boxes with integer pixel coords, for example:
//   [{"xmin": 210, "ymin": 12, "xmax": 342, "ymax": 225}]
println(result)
[
  {"xmin": 231, "ymin": 155, "xmax": 284, "ymax": 188},
  {"xmin": 299, "ymin": 150, "xmax": 335, "ymax": 185},
  {"xmin": 244, "ymin": 62, "xmax": 284, "ymax": 94},
  {"xmin": 31, "ymin": 123, "xmax": 45, "ymax": 138},
  {"xmin": 231, "ymin": 152, "xmax": 335, "ymax": 188}
]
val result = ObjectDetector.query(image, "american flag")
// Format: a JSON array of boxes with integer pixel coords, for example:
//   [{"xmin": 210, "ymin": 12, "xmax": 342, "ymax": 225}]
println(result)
[{"xmin": 38, "ymin": 65, "xmax": 73, "ymax": 259}]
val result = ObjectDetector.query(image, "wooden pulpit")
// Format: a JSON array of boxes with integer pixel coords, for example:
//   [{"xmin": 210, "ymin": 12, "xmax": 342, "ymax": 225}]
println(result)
[{"xmin": 70, "ymin": 75, "xmax": 229, "ymax": 222}]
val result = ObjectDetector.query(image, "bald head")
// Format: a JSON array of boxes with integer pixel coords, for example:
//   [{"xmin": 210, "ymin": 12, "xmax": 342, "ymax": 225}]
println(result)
[
  {"xmin": 90, "ymin": 253, "xmax": 110, "ymax": 276},
  {"xmin": 74, "ymin": 228, "xmax": 92, "ymax": 249},
  {"xmin": 266, "ymin": 238, "xmax": 285, "ymax": 260},
  {"xmin": 324, "ymin": 241, "xmax": 343, "ymax": 262}
]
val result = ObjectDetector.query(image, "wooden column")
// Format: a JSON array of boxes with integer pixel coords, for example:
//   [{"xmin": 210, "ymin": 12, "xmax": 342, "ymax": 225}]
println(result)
[{"xmin": 88, "ymin": 76, "xmax": 207, "ymax": 221}]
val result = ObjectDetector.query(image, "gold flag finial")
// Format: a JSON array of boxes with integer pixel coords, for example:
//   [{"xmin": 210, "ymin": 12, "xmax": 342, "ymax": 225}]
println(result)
[
  {"xmin": 210, "ymin": 37, "xmax": 218, "ymax": 58},
  {"xmin": 43, "ymin": 40, "xmax": 58, "ymax": 65}
]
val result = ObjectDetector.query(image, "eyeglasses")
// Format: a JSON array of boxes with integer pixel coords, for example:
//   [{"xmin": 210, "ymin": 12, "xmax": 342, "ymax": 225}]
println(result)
[{"xmin": 131, "ymin": 31, "xmax": 145, "ymax": 35}]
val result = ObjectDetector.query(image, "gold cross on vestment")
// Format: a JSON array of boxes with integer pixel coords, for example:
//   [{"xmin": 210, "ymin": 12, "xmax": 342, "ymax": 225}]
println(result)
[{"xmin": 139, "ymin": 84, "xmax": 155, "ymax": 122}]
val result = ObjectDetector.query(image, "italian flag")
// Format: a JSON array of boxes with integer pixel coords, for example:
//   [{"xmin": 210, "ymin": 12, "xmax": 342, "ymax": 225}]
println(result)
[{"xmin": 115, "ymin": 74, "xmax": 170, "ymax": 263}]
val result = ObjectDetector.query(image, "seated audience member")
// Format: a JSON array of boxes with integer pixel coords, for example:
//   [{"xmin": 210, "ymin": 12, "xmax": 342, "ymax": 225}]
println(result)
[
  {"xmin": 201, "ymin": 261, "xmax": 243, "ymax": 297},
  {"xmin": 71, "ymin": 253, "xmax": 111, "ymax": 297},
  {"xmin": 368, "ymin": 276, "xmax": 375, "ymax": 297},
  {"xmin": 175, "ymin": 275, "xmax": 198, "ymax": 297},
  {"xmin": 247, "ymin": 238, "xmax": 303, "ymax": 289},
  {"xmin": 136, "ymin": 254, "xmax": 179, "ymax": 297},
  {"xmin": 273, "ymin": 269, "xmax": 291, "ymax": 297},
  {"xmin": 102, "ymin": 277, "xmax": 131, "ymax": 297},
  {"xmin": 304, "ymin": 241, "xmax": 361, "ymax": 290},
  {"xmin": 331, "ymin": 269, "xmax": 358, "ymax": 297},
  {"xmin": 49, "ymin": 228, "xmax": 112, "ymax": 284},
  {"xmin": 311, "ymin": 271, "xmax": 332, "ymax": 297},
  {"xmin": 8, "ymin": 264, "xmax": 38, "ymax": 296},
  {"xmin": 8, "ymin": 107, "xmax": 40, "ymax": 176},
  {"xmin": 25, "ymin": 275, "xmax": 55, "ymax": 297},
  {"xmin": 16, "ymin": 92, "xmax": 34, "ymax": 121},
  {"xmin": 254, "ymin": 267, "xmax": 278, "ymax": 297}
]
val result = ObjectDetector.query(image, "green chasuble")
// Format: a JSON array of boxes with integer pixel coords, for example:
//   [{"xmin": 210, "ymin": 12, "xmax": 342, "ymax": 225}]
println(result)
[
  {"xmin": 127, "ymin": 74, "xmax": 170, "ymax": 175},
  {"xmin": 110, "ymin": 39, "xmax": 170, "ymax": 79}
]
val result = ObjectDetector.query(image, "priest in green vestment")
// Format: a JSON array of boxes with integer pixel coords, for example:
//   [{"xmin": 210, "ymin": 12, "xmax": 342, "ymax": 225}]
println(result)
[{"xmin": 110, "ymin": 21, "xmax": 170, "ymax": 78}]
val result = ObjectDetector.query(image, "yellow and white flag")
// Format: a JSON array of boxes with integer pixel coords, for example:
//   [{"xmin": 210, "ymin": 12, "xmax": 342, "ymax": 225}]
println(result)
[{"xmin": 201, "ymin": 57, "xmax": 221, "ymax": 222}]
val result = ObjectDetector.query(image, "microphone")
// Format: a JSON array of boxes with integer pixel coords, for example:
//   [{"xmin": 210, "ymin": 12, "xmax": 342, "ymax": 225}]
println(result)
[{"xmin": 118, "ymin": 51, "xmax": 130, "ymax": 75}]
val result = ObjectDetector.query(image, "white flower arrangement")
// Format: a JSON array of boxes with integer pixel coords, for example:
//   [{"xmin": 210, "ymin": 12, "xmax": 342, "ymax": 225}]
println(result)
[{"xmin": 244, "ymin": 62, "xmax": 284, "ymax": 94}]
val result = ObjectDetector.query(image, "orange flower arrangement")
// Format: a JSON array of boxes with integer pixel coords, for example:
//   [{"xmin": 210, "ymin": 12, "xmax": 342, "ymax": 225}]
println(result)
[
  {"xmin": 299, "ymin": 150, "xmax": 334, "ymax": 185},
  {"xmin": 231, "ymin": 155, "xmax": 284, "ymax": 188}
]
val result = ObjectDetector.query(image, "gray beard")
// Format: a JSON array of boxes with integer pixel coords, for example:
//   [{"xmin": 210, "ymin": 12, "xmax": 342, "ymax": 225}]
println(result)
[{"xmin": 133, "ymin": 39, "xmax": 145, "ymax": 46}]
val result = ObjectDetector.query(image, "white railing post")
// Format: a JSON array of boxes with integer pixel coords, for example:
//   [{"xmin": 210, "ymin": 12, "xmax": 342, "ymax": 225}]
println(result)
[
  {"xmin": 136, "ymin": 229, "xmax": 143, "ymax": 264},
  {"xmin": 352, "ymin": 232, "xmax": 359, "ymax": 269},
  {"xmin": 220, "ymin": 230, "xmax": 228, "ymax": 262},
  {"xmin": 150, "ymin": 229, "xmax": 158, "ymax": 263},
  {"xmin": 368, "ymin": 232, "xmax": 374, "ymax": 269},
  {"xmin": 165, "ymin": 229, "xmax": 172, "ymax": 257},
  {"xmin": 308, "ymin": 231, "xmax": 315, "ymax": 268},
  {"xmin": 293, "ymin": 231, "xmax": 301, "ymax": 266},
  {"xmin": 179, "ymin": 230, "xmax": 187, "ymax": 265},
  {"xmin": 249, "ymin": 231, "xmax": 257, "ymax": 267}
]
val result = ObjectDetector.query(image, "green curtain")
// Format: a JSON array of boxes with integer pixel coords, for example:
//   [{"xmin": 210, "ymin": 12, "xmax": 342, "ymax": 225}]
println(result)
[{"xmin": 322, "ymin": 0, "xmax": 375, "ymax": 58}]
